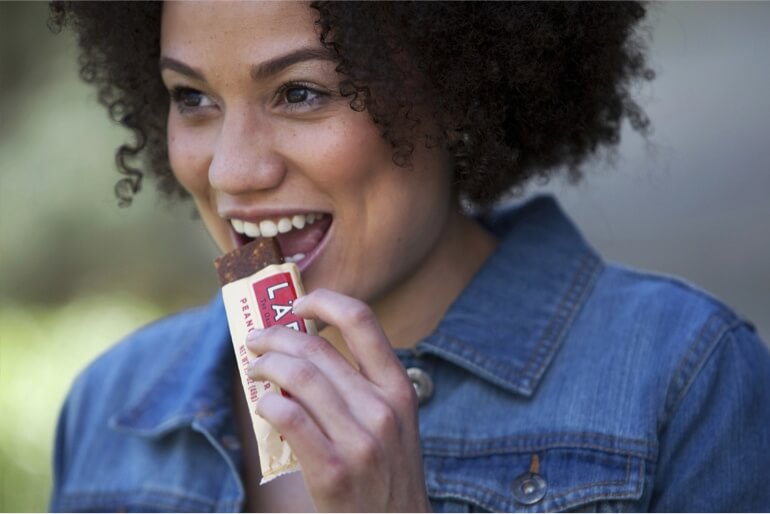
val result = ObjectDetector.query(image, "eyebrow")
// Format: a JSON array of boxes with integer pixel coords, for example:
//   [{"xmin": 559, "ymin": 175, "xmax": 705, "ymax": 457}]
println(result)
[
  {"xmin": 159, "ymin": 56, "xmax": 206, "ymax": 81},
  {"xmin": 159, "ymin": 47, "xmax": 336, "ymax": 84},
  {"xmin": 251, "ymin": 47, "xmax": 336, "ymax": 81}
]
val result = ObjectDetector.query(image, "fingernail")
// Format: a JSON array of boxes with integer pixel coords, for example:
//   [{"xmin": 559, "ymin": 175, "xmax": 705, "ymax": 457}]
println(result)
[
  {"xmin": 246, "ymin": 356, "xmax": 260, "ymax": 374},
  {"xmin": 246, "ymin": 329, "xmax": 260, "ymax": 345},
  {"xmin": 291, "ymin": 296, "xmax": 305, "ymax": 313}
]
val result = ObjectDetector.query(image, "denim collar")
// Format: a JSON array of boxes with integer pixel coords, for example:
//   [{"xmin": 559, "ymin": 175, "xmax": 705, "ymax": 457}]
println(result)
[
  {"xmin": 113, "ymin": 195, "xmax": 602, "ymax": 434},
  {"xmin": 410, "ymin": 195, "xmax": 603, "ymax": 397}
]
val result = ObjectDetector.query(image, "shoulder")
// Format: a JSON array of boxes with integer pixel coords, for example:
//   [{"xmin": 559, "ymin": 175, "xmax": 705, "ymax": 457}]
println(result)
[
  {"xmin": 557, "ymin": 264, "xmax": 770, "ymax": 510},
  {"xmin": 581, "ymin": 262, "xmax": 758, "ymax": 392},
  {"xmin": 584, "ymin": 262, "xmax": 751, "ymax": 359},
  {"xmin": 421, "ymin": 196, "xmax": 770, "ymax": 511},
  {"xmin": 586, "ymin": 267, "xmax": 770, "ymax": 510},
  {"xmin": 564, "ymin": 260, "xmax": 765, "ymax": 416},
  {"xmin": 483, "ymin": 195, "xmax": 768, "ymax": 417},
  {"xmin": 65, "ymin": 301, "xmax": 213, "ymax": 413},
  {"xmin": 55, "ymin": 295, "xmax": 223, "ymax": 453},
  {"xmin": 485, "ymin": 195, "xmax": 764, "ymax": 407},
  {"xmin": 51, "ymin": 297, "xmax": 228, "ymax": 511}
]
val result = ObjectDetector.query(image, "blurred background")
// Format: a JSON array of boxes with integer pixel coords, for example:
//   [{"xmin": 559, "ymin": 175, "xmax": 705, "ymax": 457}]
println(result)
[{"xmin": 1, "ymin": 2, "xmax": 768, "ymax": 511}]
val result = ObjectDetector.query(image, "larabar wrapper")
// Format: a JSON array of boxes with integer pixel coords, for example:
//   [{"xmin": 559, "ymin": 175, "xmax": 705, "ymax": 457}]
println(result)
[{"xmin": 214, "ymin": 238, "xmax": 309, "ymax": 483}]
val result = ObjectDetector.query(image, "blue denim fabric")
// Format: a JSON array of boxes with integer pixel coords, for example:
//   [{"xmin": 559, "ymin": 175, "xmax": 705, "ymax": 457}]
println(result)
[{"xmin": 50, "ymin": 196, "xmax": 770, "ymax": 512}]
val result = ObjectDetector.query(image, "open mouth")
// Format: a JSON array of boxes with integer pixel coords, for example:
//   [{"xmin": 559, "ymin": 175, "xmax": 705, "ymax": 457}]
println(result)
[{"xmin": 229, "ymin": 212, "xmax": 332, "ymax": 271}]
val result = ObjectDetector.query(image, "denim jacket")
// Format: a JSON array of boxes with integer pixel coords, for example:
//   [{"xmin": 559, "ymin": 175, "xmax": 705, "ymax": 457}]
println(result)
[{"xmin": 51, "ymin": 196, "xmax": 770, "ymax": 512}]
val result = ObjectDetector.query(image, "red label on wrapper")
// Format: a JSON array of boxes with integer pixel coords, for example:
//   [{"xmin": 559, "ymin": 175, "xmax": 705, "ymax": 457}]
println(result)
[{"xmin": 252, "ymin": 272, "xmax": 307, "ymax": 332}]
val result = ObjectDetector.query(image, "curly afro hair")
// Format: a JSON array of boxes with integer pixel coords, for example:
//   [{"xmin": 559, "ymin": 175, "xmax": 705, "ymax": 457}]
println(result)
[{"xmin": 49, "ymin": 1, "xmax": 653, "ymax": 208}]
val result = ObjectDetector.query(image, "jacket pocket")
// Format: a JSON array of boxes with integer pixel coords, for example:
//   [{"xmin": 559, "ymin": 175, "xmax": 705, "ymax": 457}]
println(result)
[{"xmin": 423, "ymin": 436, "xmax": 650, "ymax": 513}]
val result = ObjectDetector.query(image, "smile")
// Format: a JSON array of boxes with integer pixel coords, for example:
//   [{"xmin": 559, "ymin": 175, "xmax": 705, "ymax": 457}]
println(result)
[{"xmin": 229, "ymin": 212, "xmax": 332, "ymax": 269}]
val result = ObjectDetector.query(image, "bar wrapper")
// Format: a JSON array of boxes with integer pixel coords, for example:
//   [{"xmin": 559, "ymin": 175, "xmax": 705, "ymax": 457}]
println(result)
[{"xmin": 220, "ymin": 262, "xmax": 312, "ymax": 483}]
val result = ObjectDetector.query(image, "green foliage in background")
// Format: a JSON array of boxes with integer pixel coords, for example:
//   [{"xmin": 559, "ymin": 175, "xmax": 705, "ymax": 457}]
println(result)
[
  {"xmin": 0, "ymin": 2, "xmax": 219, "ymax": 307},
  {"xmin": 0, "ymin": 4, "xmax": 217, "ymax": 511},
  {"xmin": 0, "ymin": 296, "xmax": 164, "ymax": 511}
]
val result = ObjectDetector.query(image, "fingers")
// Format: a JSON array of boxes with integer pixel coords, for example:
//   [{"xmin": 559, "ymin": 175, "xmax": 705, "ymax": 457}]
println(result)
[
  {"xmin": 248, "ymin": 348, "xmax": 364, "ymax": 440},
  {"xmin": 242, "ymin": 295, "xmax": 428, "ymax": 512},
  {"xmin": 254, "ymin": 392, "xmax": 332, "ymax": 475},
  {"xmin": 291, "ymin": 288, "xmax": 409, "ymax": 388},
  {"xmin": 247, "ymin": 325, "xmax": 392, "ymax": 426},
  {"xmin": 246, "ymin": 319, "xmax": 417, "ymax": 431},
  {"xmin": 247, "ymin": 324, "xmax": 368, "ymax": 395}
]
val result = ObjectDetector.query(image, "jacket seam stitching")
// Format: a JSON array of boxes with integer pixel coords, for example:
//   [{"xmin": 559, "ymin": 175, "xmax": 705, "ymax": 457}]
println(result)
[
  {"xmin": 549, "ymin": 465, "xmax": 642, "ymax": 513},
  {"xmin": 424, "ymin": 431, "xmax": 649, "ymax": 444},
  {"xmin": 659, "ymin": 311, "xmax": 743, "ymax": 430},
  {"xmin": 551, "ymin": 454, "xmax": 632, "ymax": 497},
  {"xmin": 191, "ymin": 418, "xmax": 245, "ymax": 509},
  {"xmin": 434, "ymin": 452, "xmax": 641, "ymax": 511},
  {"xmin": 114, "ymin": 321, "xmax": 206, "ymax": 427},
  {"xmin": 518, "ymin": 252, "xmax": 602, "ymax": 387},
  {"xmin": 428, "ymin": 251, "xmax": 601, "ymax": 393},
  {"xmin": 565, "ymin": 461, "xmax": 645, "ymax": 511},
  {"xmin": 425, "ymin": 335, "xmax": 518, "ymax": 387},
  {"xmin": 423, "ymin": 443, "xmax": 651, "ymax": 460},
  {"xmin": 422, "ymin": 432, "xmax": 655, "ymax": 458}
]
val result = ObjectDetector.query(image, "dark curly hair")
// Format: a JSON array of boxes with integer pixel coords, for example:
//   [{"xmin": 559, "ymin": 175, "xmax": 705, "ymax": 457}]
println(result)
[{"xmin": 49, "ymin": 1, "xmax": 653, "ymax": 208}]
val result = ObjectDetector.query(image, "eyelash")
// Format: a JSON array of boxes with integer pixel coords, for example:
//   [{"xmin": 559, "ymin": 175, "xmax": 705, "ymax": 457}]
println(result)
[
  {"xmin": 277, "ymin": 81, "xmax": 328, "ymax": 111},
  {"xmin": 167, "ymin": 82, "xmax": 328, "ymax": 116},
  {"xmin": 168, "ymin": 87, "xmax": 212, "ymax": 115}
]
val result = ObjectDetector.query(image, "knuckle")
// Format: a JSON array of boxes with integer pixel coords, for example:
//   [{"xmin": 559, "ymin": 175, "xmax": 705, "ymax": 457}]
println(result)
[
  {"xmin": 276, "ymin": 402, "xmax": 305, "ymax": 432},
  {"xmin": 261, "ymin": 325, "xmax": 283, "ymax": 341},
  {"xmin": 369, "ymin": 401, "xmax": 398, "ymax": 434},
  {"xmin": 299, "ymin": 335, "xmax": 330, "ymax": 357},
  {"xmin": 351, "ymin": 433, "xmax": 381, "ymax": 466},
  {"xmin": 320, "ymin": 455, "xmax": 350, "ymax": 492},
  {"xmin": 307, "ymin": 287, "xmax": 330, "ymax": 302},
  {"xmin": 249, "ymin": 352, "xmax": 270, "ymax": 374},
  {"xmin": 394, "ymin": 378, "xmax": 419, "ymax": 411},
  {"xmin": 288, "ymin": 361, "xmax": 319, "ymax": 388},
  {"xmin": 347, "ymin": 301, "xmax": 375, "ymax": 326}
]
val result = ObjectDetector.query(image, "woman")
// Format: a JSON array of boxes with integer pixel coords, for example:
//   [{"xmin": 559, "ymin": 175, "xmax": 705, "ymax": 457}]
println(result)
[{"xmin": 49, "ymin": 2, "xmax": 770, "ymax": 512}]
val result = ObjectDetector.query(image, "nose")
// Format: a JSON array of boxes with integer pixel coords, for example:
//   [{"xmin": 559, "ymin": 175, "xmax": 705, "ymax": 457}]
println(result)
[{"xmin": 208, "ymin": 110, "xmax": 287, "ymax": 195}]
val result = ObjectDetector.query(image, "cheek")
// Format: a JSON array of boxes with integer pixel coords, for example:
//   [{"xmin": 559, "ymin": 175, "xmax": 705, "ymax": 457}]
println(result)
[
  {"xmin": 378, "ymin": 150, "xmax": 453, "ymax": 257},
  {"xmin": 167, "ymin": 120, "xmax": 212, "ymax": 197},
  {"xmin": 286, "ymin": 115, "xmax": 392, "ymax": 189}
]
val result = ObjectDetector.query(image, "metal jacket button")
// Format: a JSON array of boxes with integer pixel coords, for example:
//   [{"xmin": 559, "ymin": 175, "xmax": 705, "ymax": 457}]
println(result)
[
  {"xmin": 406, "ymin": 367, "xmax": 433, "ymax": 406},
  {"xmin": 511, "ymin": 472, "xmax": 547, "ymax": 505}
]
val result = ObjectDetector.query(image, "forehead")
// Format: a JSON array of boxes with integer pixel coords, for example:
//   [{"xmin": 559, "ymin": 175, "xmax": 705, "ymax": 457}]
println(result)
[{"xmin": 160, "ymin": 1, "xmax": 319, "ymax": 64}]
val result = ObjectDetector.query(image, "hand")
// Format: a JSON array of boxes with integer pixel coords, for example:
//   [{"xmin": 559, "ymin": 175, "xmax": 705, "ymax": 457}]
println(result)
[{"xmin": 246, "ymin": 288, "xmax": 431, "ymax": 512}]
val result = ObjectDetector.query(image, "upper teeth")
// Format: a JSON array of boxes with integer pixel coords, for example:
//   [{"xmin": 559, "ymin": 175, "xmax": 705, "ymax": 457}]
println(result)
[{"xmin": 230, "ymin": 213, "xmax": 325, "ymax": 238}]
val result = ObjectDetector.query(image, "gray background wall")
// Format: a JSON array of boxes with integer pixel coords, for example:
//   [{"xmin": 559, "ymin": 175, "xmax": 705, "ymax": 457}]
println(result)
[{"xmin": 535, "ymin": 2, "xmax": 770, "ymax": 341}]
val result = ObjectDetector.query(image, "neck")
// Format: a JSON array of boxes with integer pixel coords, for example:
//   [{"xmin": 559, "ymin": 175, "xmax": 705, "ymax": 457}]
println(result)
[{"xmin": 321, "ymin": 206, "xmax": 498, "ymax": 351}]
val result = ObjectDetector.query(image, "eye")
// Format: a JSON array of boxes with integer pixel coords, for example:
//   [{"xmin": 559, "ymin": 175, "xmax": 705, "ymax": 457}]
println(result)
[
  {"xmin": 279, "ymin": 82, "xmax": 328, "ymax": 112},
  {"xmin": 285, "ymin": 86, "xmax": 312, "ymax": 104},
  {"xmin": 169, "ymin": 86, "xmax": 216, "ymax": 114}
]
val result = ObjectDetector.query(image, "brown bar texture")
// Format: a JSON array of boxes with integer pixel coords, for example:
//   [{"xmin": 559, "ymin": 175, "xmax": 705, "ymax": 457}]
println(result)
[{"xmin": 213, "ymin": 238, "xmax": 284, "ymax": 286}]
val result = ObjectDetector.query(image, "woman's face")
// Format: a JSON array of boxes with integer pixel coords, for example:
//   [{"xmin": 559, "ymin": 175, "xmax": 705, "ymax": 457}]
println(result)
[{"xmin": 160, "ymin": 1, "xmax": 454, "ymax": 304}]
